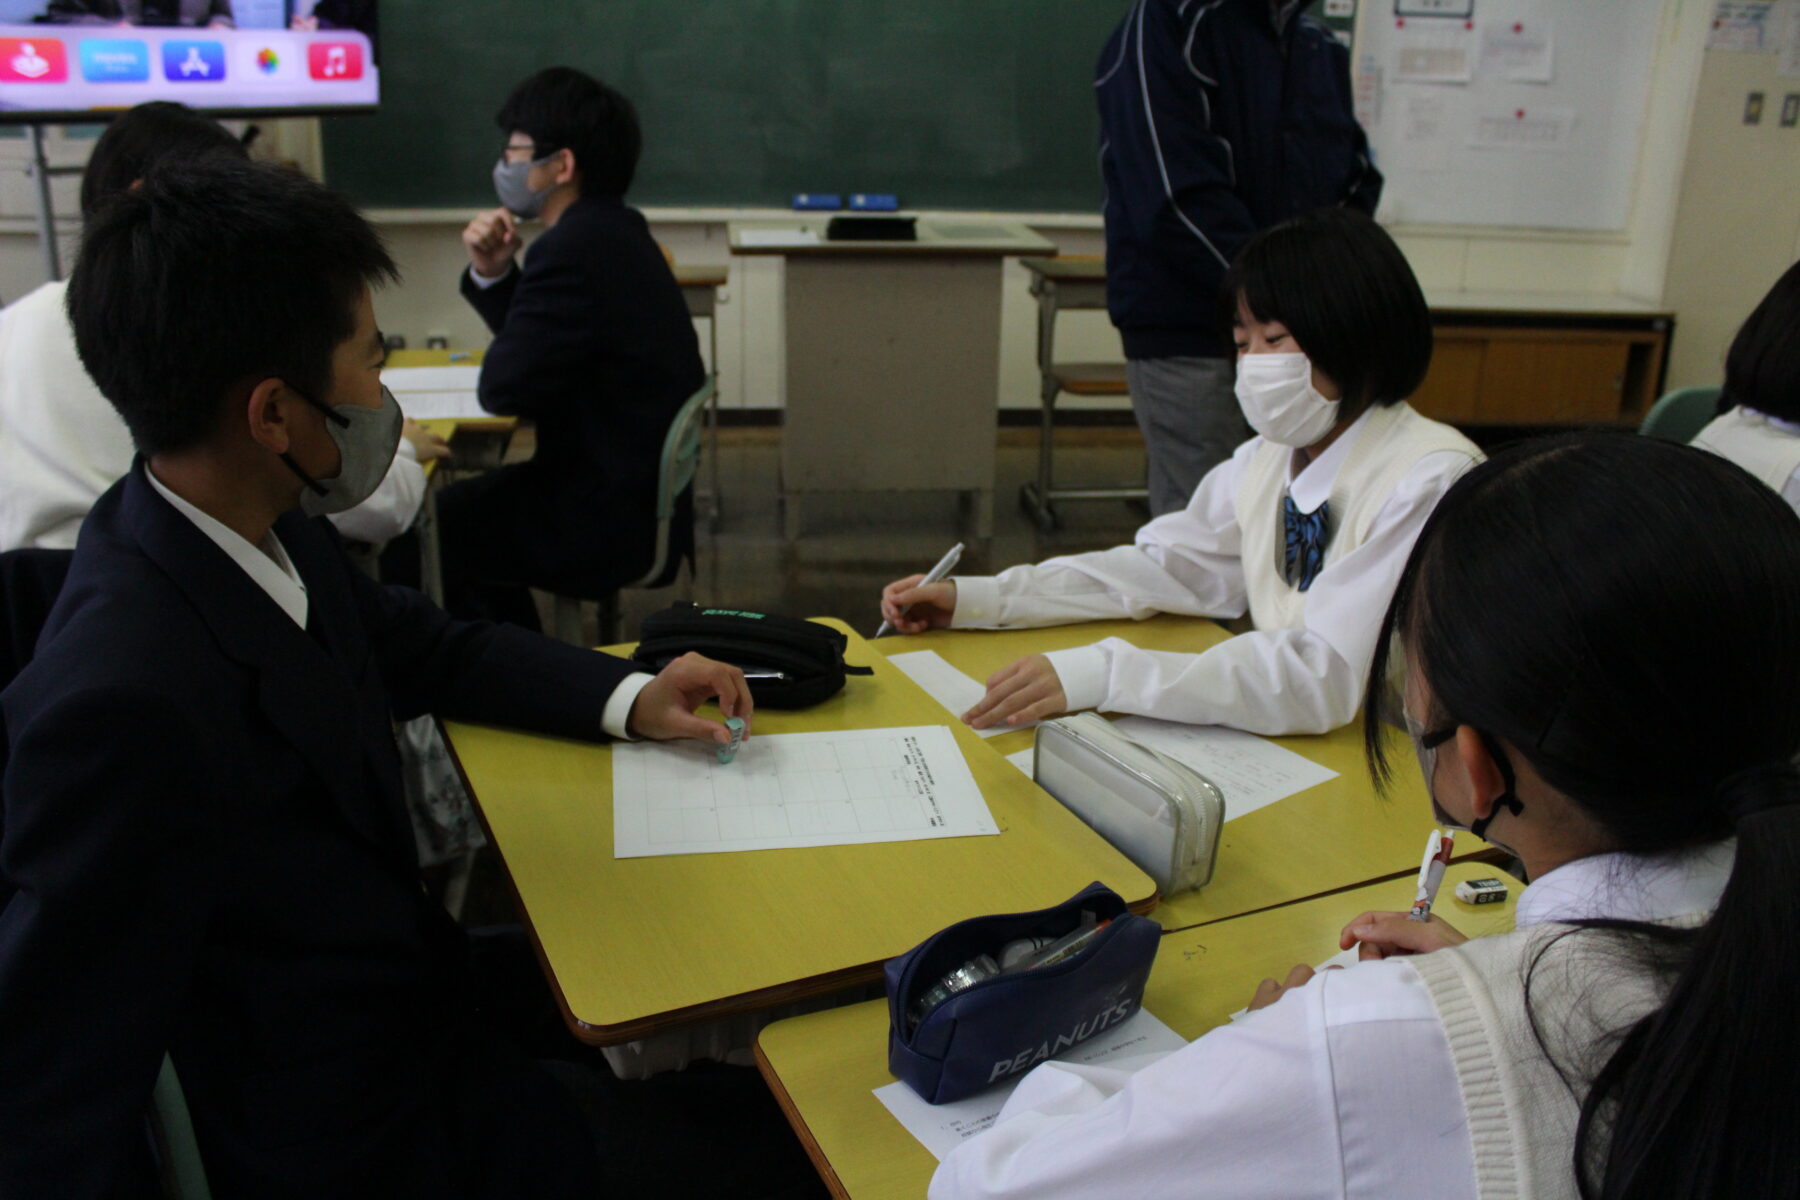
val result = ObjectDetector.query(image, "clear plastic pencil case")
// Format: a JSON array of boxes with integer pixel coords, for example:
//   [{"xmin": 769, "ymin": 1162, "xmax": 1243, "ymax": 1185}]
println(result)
[
  {"xmin": 1032, "ymin": 713, "xmax": 1225, "ymax": 897},
  {"xmin": 885, "ymin": 882, "xmax": 1161, "ymax": 1104}
]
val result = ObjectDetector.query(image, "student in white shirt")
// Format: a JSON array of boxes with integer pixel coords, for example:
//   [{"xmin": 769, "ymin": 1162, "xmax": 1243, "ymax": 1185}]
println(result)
[
  {"xmin": 880, "ymin": 208, "xmax": 1481, "ymax": 735},
  {"xmin": 1690, "ymin": 258, "xmax": 1800, "ymax": 515},
  {"xmin": 0, "ymin": 101, "xmax": 446, "ymax": 555},
  {"xmin": 933, "ymin": 432, "xmax": 1800, "ymax": 1199}
]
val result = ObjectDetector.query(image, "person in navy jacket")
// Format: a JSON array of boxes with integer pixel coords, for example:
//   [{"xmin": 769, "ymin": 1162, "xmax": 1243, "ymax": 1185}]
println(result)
[
  {"xmin": 0, "ymin": 157, "xmax": 750, "ymax": 1198},
  {"xmin": 445, "ymin": 67, "xmax": 705, "ymax": 628},
  {"xmin": 1096, "ymin": 0, "xmax": 1382, "ymax": 514}
]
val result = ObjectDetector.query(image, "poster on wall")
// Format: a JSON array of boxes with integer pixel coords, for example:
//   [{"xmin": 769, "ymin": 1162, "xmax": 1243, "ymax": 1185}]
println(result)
[{"xmin": 1707, "ymin": 1, "xmax": 1777, "ymax": 52}]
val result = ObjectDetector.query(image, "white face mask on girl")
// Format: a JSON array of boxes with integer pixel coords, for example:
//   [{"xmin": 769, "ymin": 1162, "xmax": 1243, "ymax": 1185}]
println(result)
[{"xmin": 1233, "ymin": 352, "xmax": 1341, "ymax": 447}]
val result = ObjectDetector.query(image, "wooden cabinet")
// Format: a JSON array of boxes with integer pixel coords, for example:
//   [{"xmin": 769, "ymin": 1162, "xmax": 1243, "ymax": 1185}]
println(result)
[{"xmin": 1411, "ymin": 301, "xmax": 1674, "ymax": 428}]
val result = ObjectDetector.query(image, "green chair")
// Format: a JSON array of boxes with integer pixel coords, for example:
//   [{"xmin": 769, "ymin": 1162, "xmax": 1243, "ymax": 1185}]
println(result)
[
  {"xmin": 552, "ymin": 376, "xmax": 715, "ymax": 647},
  {"xmin": 148, "ymin": 1053, "xmax": 211, "ymax": 1200},
  {"xmin": 1638, "ymin": 386, "xmax": 1722, "ymax": 443}
]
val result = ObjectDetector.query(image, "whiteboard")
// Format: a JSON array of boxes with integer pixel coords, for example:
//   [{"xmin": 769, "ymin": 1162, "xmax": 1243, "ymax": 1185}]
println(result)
[{"xmin": 1357, "ymin": 0, "xmax": 1662, "ymax": 230}]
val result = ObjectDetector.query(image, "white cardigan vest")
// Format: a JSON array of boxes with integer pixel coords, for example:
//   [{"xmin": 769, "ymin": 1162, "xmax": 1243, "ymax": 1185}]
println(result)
[
  {"xmin": 1690, "ymin": 407, "xmax": 1800, "ymax": 495},
  {"xmin": 1409, "ymin": 921, "xmax": 1693, "ymax": 1200},
  {"xmin": 1235, "ymin": 402, "xmax": 1480, "ymax": 632}
]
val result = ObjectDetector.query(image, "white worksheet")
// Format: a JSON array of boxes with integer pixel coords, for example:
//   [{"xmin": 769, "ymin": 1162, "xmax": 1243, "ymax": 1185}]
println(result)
[
  {"xmin": 1108, "ymin": 717, "xmax": 1338, "ymax": 821},
  {"xmin": 887, "ymin": 650, "xmax": 1040, "ymax": 739},
  {"xmin": 382, "ymin": 364, "xmax": 486, "ymax": 419},
  {"xmin": 873, "ymin": 1008, "xmax": 1186, "ymax": 1161},
  {"xmin": 1005, "ymin": 748, "xmax": 1035, "ymax": 778},
  {"xmin": 611, "ymin": 725, "xmax": 998, "ymax": 858}
]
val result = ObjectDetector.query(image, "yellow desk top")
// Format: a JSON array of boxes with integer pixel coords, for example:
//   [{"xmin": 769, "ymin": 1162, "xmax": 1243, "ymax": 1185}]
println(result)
[
  {"xmin": 441, "ymin": 619, "xmax": 1156, "ymax": 1045},
  {"xmin": 674, "ymin": 264, "xmax": 729, "ymax": 288},
  {"xmin": 876, "ymin": 616, "xmax": 1491, "ymax": 931},
  {"xmin": 413, "ymin": 416, "xmax": 516, "ymax": 479},
  {"xmin": 385, "ymin": 347, "xmax": 486, "ymax": 368},
  {"xmin": 756, "ymin": 861, "xmax": 1519, "ymax": 1200}
]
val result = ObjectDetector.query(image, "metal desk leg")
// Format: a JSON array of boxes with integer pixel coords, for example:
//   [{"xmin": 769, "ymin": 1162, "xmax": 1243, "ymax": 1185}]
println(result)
[{"xmin": 419, "ymin": 478, "xmax": 445, "ymax": 608}]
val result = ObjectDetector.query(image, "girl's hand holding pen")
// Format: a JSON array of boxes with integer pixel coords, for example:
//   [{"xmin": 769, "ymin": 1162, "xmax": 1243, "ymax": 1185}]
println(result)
[{"xmin": 1339, "ymin": 910, "xmax": 1467, "ymax": 961}]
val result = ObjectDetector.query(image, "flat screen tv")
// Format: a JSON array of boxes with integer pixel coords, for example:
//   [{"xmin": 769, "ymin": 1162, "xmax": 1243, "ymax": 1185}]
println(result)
[{"xmin": 0, "ymin": 1, "xmax": 377, "ymax": 122}]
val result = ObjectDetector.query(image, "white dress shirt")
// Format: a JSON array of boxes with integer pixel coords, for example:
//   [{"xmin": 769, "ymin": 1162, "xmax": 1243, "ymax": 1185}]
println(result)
[
  {"xmin": 950, "ymin": 411, "xmax": 1470, "ymax": 734},
  {"xmin": 930, "ymin": 842, "xmax": 1735, "ymax": 1200},
  {"xmin": 143, "ymin": 467, "xmax": 648, "ymax": 739},
  {"xmin": 0, "ymin": 279, "xmax": 426, "ymax": 552}
]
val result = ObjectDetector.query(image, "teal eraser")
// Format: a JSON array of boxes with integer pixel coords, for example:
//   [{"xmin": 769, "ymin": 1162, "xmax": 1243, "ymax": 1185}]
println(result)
[{"xmin": 717, "ymin": 716, "xmax": 747, "ymax": 764}]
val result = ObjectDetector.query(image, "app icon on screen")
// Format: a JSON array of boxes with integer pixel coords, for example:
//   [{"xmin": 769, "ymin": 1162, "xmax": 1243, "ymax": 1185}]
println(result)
[
  {"xmin": 0, "ymin": 38, "xmax": 70, "ymax": 83},
  {"xmin": 162, "ymin": 41, "xmax": 225, "ymax": 82},
  {"xmin": 307, "ymin": 41, "xmax": 362, "ymax": 81},
  {"xmin": 80, "ymin": 40, "xmax": 151, "ymax": 84},
  {"xmin": 256, "ymin": 47, "xmax": 280, "ymax": 75}
]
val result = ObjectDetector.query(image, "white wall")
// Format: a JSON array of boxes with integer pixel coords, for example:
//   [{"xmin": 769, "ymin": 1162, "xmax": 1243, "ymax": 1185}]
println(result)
[{"xmin": 1661, "ymin": 21, "xmax": 1800, "ymax": 391}]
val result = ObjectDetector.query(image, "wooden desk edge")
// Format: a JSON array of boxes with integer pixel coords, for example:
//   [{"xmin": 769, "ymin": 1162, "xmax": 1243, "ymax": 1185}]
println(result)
[{"xmin": 755, "ymin": 1040, "xmax": 855, "ymax": 1200}]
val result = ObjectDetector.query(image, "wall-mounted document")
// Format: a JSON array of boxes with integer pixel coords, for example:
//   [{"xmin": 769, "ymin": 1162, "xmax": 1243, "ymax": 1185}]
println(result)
[
  {"xmin": 1479, "ymin": 19, "xmax": 1554, "ymax": 83},
  {"xmin": 611, "ymin": 725, "xmax": 999, "ymax": 858},
  {"xmin": 1469, "ymin": 105, "xmax": 1577, "ymax": 151},
  {"xmin": 1392, "ymin": 22, "xmax": 1475, "ymax": 84}
]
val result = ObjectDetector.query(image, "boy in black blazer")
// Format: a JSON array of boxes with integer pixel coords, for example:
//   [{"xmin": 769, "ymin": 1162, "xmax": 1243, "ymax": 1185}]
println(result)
[
  {"xmin": 445, "ymin": 67, "xmax": 706, "ymax": 628},
  {"xmin": 0, "ymin": 157, "xmax": 749, "ymax": 1197}
]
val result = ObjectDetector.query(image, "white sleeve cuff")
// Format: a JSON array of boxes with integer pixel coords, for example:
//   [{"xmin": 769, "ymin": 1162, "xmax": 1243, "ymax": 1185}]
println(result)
[
  {"xmin": 1044, "ymin": 644, "xmax": 1110, "ymax": 713},
  {"xmin": 600, "ymin": 672, "xmax": 656, "ymax": 740},
  {"xmin": 948, "ymin": 575, "xmax": 1003, "ymax": 628},
  {"xmin": 395, "ymin": 436, "xmax": 420, "ymax": 462},
  {"xmin": 467, "ymin": 263, "xmax": 513, "ymax": 290}
]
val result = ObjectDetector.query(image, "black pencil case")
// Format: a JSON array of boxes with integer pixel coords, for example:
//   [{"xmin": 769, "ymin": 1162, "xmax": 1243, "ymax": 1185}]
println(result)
[
  {"xmin": 884, "ymin": 882, "xmax": 1161, "ymax": 1104},
  {"xmin": 630, "ymin": 602, "xmax": 872, "ymax": 709}
]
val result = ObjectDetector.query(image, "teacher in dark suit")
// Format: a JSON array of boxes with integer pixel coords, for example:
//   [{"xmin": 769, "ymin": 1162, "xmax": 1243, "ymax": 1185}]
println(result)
[
  {"xmin": 443, "ymin": 67, "xmax": 706, "ymax": 629},
  {"xmin": 0, "ymin": 157, "xmax": 749, "ymax": 1198}
]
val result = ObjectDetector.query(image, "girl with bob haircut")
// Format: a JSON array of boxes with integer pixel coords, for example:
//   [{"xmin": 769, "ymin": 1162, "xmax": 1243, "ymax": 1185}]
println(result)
[
  {"xmin": 932, "ymin": 432, "xmax": 1800, "ymax": 1199},
  {"xmin": 1691, "ymin": 258, "xmax": 1800, "ymax": 515},
  {"xmin": 879, "ymin": 208, "xmax": 1481, "ymax": 735}
]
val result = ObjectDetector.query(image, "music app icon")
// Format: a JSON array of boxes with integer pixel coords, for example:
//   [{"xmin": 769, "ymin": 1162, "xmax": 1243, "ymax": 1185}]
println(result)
[{"xmin": 306, "ymin": 41, "xmax": 362, "ymax": 81}]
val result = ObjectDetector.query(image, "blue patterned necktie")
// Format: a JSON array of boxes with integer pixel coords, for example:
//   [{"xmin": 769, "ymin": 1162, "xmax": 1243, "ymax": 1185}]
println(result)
[{"xmin": 1282, "ymin": 495, "xmax": 1330, "ymax": 592}]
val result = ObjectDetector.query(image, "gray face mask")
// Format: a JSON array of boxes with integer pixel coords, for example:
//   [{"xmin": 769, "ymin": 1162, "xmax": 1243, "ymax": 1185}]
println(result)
[
  {"xmin": 492, "ymin": 153, "xmax": 560, "ymax": 219},
  {"xmin": 282, "ymin": 385, "xmax": 404, "ymax": 517}
]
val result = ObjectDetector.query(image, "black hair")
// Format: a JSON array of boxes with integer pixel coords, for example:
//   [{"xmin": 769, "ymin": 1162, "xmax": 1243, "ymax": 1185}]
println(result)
[
  {"xmin": 1363, "ymin": 432, "xmax": 1800, "ymax": 1199},
  {"xmin": 1223, "ymin": 208, "xmax": 1433, "ymax": 417},
  {"xmin": 1720, "ymin": 259, "xmax": 1800, "ymax": 422},
  {"xmin": 66, "ymin": 157, "xmax": 397, "ymax": 457},
  {"xmin": 496, "ymin": 67, "xmax": 642, "ymax": 198},
  {"xmin": 79, "ymin": 101, "xmax": 245, "ymax": 223}
]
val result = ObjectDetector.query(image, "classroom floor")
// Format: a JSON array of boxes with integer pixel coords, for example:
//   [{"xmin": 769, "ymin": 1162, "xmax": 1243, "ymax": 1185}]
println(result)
[{"xmin": 538, "ymin": 424, "xmax": 1157, "ymax": 645}]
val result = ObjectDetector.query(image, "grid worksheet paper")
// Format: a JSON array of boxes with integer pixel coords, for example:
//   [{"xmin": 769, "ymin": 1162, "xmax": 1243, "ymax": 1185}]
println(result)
[{"xmin": 611, "ymin": 725, "xmax": 999, "ymax": 858}]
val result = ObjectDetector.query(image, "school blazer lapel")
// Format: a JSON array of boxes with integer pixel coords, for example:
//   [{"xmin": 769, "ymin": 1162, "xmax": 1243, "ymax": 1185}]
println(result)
[{"xmin": 121, "ymin": 468, "xmax": 411, "ymax": 864}]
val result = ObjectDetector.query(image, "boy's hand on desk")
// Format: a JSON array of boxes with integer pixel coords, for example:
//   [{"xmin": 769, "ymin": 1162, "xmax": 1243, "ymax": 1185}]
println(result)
[
  {"xmin": 880, "ymin": 575, "xmax": 956, "ymax": 634},
  {"xmin": 1339, "ymin": 911, "xmax": 1467, "ymax": 960},
  {"xmin": 401, "ymin": 419, "xmax": 452, "ymax": 463},
  {"xmin": 627, "ymin": 653, "xmax": 753, "ymax": 744},
  {"xmin": 964, "ymin": 654, "xmax": 1066, "ymax": 730},
  {"xmin": 463, "ymin": 208, "xmax": 522, "ymax": 278}
]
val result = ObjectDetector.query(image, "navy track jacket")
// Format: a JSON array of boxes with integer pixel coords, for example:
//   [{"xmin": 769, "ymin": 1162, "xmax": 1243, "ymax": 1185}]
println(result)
[{"xmin": 1096, "ymin": 0, "xmax": 1382, "ymax": 360}]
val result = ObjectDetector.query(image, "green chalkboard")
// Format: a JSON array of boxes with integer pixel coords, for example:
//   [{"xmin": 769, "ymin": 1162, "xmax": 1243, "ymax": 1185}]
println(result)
[{"xmin": 320, "ymin": 0, "xmax": 1133, "ymax": 213}]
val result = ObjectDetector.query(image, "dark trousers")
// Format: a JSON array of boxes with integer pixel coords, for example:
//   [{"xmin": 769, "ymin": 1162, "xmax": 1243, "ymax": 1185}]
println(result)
[
  {"xmin": 466, "ymin": 927, "xmax": 828, "ymax": 1200},
  {"xmin": 435, "ymin": 465, "xmax": 693, "ymax": 631}
]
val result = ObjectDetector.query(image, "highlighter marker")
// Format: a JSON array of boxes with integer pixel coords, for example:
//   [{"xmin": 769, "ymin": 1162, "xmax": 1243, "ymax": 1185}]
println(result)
[{"xmin": 717, "ymin": 716, "xmax": 747, "ymax": 765}]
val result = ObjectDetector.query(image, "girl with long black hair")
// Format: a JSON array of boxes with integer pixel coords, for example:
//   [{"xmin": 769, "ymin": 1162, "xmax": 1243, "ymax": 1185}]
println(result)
[{"xmin": 932, "ymin": 432, "xmax": 1800, "ymax": 1198}]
